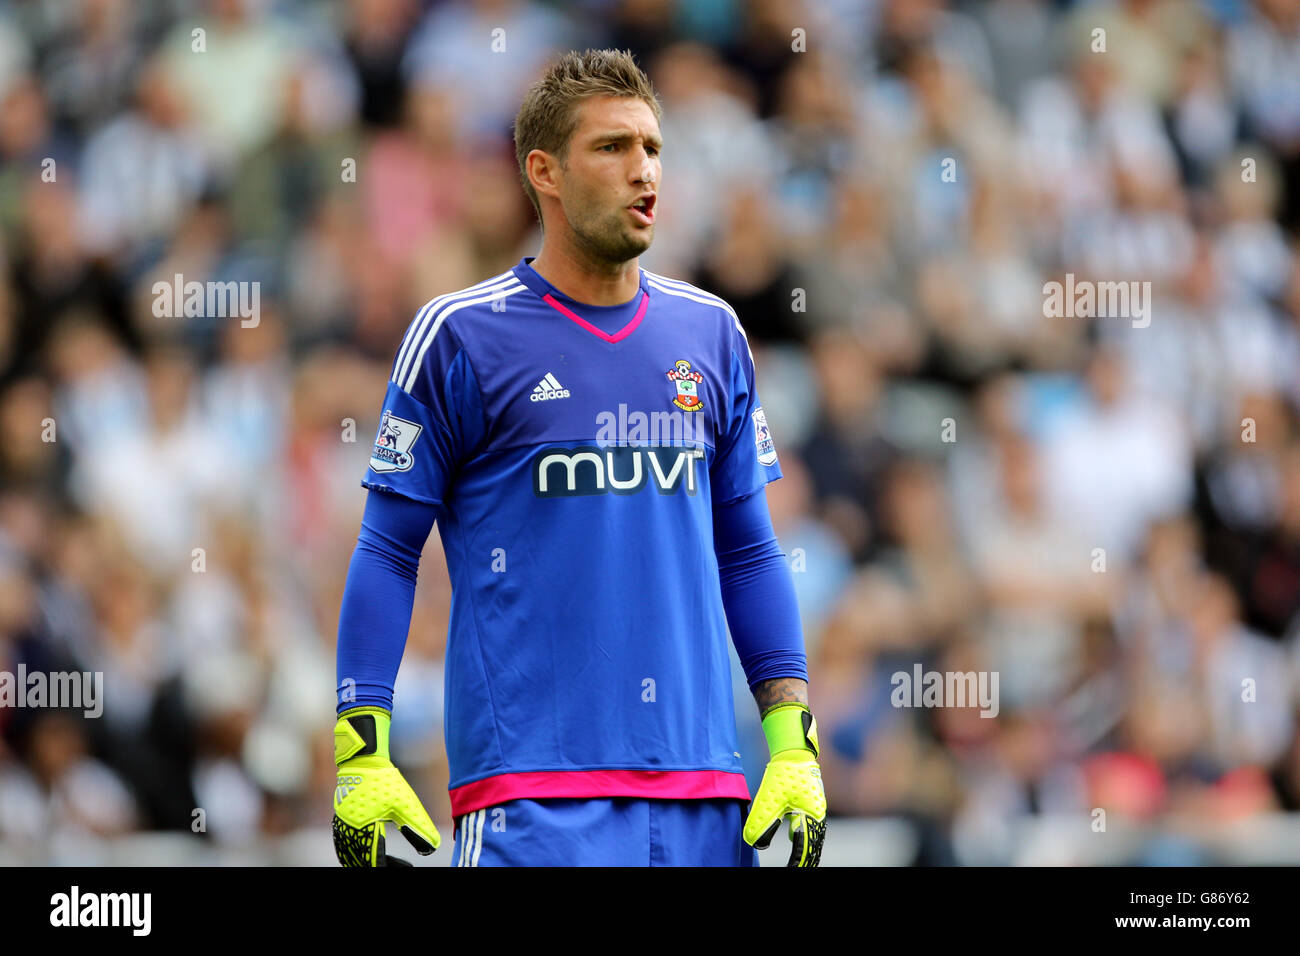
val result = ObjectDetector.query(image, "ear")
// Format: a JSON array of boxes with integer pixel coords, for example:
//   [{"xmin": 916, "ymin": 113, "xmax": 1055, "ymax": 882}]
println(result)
[{"xmin": 527, "ymin": 149, "xmax": 561, "ymax": 201}]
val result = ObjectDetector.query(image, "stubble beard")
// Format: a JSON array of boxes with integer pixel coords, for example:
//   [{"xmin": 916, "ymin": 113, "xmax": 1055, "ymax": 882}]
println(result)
[{"xmin": 571, "ymin": 205, "xmax": 653, "ymax": 266}]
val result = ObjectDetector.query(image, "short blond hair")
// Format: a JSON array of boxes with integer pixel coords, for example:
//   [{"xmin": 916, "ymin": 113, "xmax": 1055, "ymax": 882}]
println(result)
[{"xmin": 513, "ymin": 49, "xmax": 662, "ymax": 223}]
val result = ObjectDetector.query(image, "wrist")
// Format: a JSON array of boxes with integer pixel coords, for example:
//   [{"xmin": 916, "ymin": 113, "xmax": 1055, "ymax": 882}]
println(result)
[
  {"xmin": 760, "ymin": 701, "xmax": 819, "ymax": 758},
  {"xmin": 335, "ymin": 706, "xmax": 392, "ymax": 766}
]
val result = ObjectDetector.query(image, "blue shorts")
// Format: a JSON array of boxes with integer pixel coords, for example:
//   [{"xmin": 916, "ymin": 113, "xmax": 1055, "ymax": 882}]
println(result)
[{"xmin": 450, "ymin": 797, "xmax": 759, "ymax": 867}]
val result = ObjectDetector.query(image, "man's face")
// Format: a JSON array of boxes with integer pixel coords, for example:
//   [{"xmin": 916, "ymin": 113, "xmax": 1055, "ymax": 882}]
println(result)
[{"xmin": 549, "ymin": 95, "xmax": 661, "ymax": 264}]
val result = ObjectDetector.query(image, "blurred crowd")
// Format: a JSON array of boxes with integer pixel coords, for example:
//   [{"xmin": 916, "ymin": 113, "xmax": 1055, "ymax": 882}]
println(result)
[{"xmin": 1, "ymin": 0, "xmax": 1299, "ymax": 865}]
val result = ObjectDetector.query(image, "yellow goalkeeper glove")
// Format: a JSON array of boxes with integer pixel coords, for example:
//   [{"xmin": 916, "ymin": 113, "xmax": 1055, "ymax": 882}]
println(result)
[
  {"xmin": 743, "ymin": 702, "xmax": 827, "ymax": 867},
  {"xmin": 333, "ymin": 707, "xmax": 440, "ymax": 867}
]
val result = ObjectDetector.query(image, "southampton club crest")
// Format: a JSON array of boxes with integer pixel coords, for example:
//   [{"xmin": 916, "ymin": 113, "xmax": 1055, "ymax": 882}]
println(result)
[
  {"xmin": 666, "ymin": 360, "xmax": 705, "ymax": 411},
  {"xmin": 370, "ymin": 409, "xmax": 422, "ymax": 473}
]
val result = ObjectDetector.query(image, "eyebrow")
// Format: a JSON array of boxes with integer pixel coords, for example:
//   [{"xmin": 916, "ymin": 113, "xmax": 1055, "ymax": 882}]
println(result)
[{"xmin": 591, "ymin": 130, "xmax": 663, "ymax": 150}]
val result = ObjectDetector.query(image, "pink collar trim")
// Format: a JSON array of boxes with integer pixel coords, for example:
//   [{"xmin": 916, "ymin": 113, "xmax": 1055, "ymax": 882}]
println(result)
[{"xmin": 541, "ymin": 290, "xmax": 649, "ymax": 343}]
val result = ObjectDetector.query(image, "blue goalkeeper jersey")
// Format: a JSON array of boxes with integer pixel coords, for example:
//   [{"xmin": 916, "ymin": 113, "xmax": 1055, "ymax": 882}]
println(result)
[{"xmin": 362, "ymin": 257, "xmax": 783, "ymax": 817}]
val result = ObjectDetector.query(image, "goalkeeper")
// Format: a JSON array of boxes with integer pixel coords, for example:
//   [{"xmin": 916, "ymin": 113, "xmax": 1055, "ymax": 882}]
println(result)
[{"xmin": 333, "ymin": 48, "xmax": 825, "ymax": 867}]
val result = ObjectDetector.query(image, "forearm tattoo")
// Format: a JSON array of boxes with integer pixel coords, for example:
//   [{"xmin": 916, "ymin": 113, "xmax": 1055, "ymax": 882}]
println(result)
[{"xmin": 753, "ymin": 677, "xmax": 808, "ymax": 717}]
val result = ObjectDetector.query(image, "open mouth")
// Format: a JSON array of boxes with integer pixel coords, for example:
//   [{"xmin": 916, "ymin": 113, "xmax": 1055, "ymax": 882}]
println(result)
[{"xmin": 629, "ymin": 194, "xmax": 656, "ymax": 224}]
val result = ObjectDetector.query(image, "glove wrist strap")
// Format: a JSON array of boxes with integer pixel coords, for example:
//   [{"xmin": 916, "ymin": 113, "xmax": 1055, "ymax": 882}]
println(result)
[
  {"xmin": 335, "ymin": 706, "xmax": 391, "ymax": 765},
  {"xmin": 760, "ymin": 702, "xmax": 819, "ymax": 757}
]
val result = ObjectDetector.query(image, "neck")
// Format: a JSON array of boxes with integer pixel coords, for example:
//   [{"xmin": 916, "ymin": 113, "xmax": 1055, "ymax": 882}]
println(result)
[{"xmin": 529, "ymin": 239, "xmax": 641, "ymax": 306}]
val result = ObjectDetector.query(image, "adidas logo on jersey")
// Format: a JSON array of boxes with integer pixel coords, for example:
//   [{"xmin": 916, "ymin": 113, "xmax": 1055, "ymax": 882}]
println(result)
[{"xmin": 530, "ymin": 373, "xmax": 570, "ymax": 402}]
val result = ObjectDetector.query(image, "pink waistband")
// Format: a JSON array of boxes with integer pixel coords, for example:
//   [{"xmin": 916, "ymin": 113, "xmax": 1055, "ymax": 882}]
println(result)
[{"xmin": 449, "ymin": 768, "xmax": 751, "ymax": 817}]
